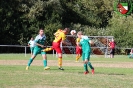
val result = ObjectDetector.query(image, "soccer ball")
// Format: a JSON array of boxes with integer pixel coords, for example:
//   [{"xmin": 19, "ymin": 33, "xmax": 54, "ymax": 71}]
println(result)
[{"xmin": 70, "ymin": 30, "xmax": 76, "ymax": 35}]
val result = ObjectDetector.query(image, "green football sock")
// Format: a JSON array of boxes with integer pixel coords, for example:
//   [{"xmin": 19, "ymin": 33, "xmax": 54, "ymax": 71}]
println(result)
[
  {"xmin": 84, "ymin": 64, "xmax": 88, "ymax": 71},
  {"xmin": 27, "ymin": 58, "xmax": 33, "ymax": 66},
  {"xmin": 88, "ymin": 62, "xmax": 94, "ymax": 69},
  {"xmin": 43, "ymin": 59, "xmax": 47, "ymax": 67}
]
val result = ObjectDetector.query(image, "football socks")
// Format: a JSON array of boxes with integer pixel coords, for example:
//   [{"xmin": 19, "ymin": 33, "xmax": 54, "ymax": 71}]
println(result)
[
  {"xmin": 58, "ymin": 57, "xmax": 62, "ymax": 68},
  {"xmin": 27, "ymin": 58, "xmax": 33, "ymax": 66},
  {"xmin": 43, "ymin": 59, "xmax": 47, "ymax": 67},
  {"xmin": 88, "ymin": 62, "xmax": 94, "ymax": 69}
]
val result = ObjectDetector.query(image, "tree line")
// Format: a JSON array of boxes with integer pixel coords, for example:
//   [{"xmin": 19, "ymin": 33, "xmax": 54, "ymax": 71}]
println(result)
[{"xmin": 0, "ymin": 0, "xmax": 133, "ymax": 48}]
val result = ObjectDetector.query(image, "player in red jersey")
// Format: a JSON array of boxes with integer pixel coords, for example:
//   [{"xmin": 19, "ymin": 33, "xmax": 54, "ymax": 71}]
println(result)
[{"xmin": 109, "ymin": 38, "xmax": 116, "ymax": 58}]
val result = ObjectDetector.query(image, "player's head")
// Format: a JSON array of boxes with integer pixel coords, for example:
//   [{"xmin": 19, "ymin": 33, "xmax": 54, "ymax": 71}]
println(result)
[
  {"xmin": 111, "ymin": 38, "xmax": 114, "ymax": 42},
  {"xmin": 64, "ymin": 28, "xmax": 70, "ymax": 34},
  {"xmin": 77, "ymin": 31, "xmax": 83, "ymax": 39},
  {"xmin": 39, "ymin": 28, "xmax": 44, "ymax": 36},
  {"xmin": 31, "ymin": 37, "xmax": 34, "ymax": 40}
]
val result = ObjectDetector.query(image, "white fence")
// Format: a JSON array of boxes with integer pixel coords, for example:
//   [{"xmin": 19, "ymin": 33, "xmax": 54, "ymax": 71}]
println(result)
[
  {"xmin": 0, "ymin": 45, "xmax": 132, "ymax": 58},
  {"xmin": 0, "ymin": 45, "xmax": 52, "ymax": 57}
]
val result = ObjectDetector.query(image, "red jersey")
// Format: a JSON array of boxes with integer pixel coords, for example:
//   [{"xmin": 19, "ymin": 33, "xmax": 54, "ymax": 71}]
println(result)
[{"xmin": 109, "ymin": 42, "xmax": 116, "ymax": 49}]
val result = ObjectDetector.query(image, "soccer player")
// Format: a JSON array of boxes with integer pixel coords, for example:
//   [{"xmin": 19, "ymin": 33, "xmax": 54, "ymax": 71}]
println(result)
[
  {"xmin": 42, "ymin": 28, "xmax": 70, "ymax": 70},
  {"xmin": 28, "ymin": 37, "xmax": 35, "ymax": 56},
  {"xmin": 26, "ymin": 29, "xmax": 50, "ymax": 70},
  {"xmin": 75, "ymin": 37, "xmax": 82, "ymax": 62},
  {"xmin": 70, "ymin": 30, "xmax": 82, "ymax": 62},
  {"xmin": 109, "ymin": 38, "xmax": 116, "ymax": 58},
  {"xmin": 129, "ymin": 48, "xmax": 133, "ymax": 58},
  {"xmin": 77, "ymin": 31, "xmax": 94, "ymax": 74}
]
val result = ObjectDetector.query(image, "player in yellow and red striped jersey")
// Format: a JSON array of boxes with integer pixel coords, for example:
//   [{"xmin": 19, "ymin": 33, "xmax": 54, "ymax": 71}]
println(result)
[
  {"xmin": 76, "ymin": 37, "xmax": 82, "ymax": 62},
  {"xmin": 42, "ymin": 28, "xmax": 70, "ymax": 70},
  {"xmin": 70, "ymin": 30, "xmax": 82, "ymax": 62}
]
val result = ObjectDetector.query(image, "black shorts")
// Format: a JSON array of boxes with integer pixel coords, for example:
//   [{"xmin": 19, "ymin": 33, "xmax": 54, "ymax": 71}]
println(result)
[{"xmin": 110, "ymin": 49, "xmax": 115, "ymax": 55}]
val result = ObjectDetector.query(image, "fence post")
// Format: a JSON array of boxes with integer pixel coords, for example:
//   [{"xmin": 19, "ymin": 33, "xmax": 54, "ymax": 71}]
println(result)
[
  {"xmin": 25, "ymin": 46, "xmax": 26, "ymax": 57},
  {"xmin": 53, "ymin": 50, "xmax": 54, "ymax": 57}
]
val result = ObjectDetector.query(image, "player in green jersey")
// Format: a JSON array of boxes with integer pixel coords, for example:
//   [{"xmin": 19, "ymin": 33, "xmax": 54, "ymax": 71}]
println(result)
[
  {"xmin": 26, "ymin": 29, "xmax": 50, "ymax": 70},
  {"xmin": 28, "ymin": 37, "xmax": 35, "ymax": 56},
  {"xmin": 77, "ymin": 31, "xmax": 94, "ymax": 74}
]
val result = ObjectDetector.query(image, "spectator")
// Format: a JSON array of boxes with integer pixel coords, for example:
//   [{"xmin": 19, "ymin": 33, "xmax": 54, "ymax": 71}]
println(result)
[
  {"xmin": 28, "ymin": 37, "xmax": 35, "ymax": 56},
  {"xmin": 129, "ymin": 48, "xmax": 133, "ymax": 58},
  {"xmin": 109, "ymin": 38, "xmax": 116, "ymax": 58}
]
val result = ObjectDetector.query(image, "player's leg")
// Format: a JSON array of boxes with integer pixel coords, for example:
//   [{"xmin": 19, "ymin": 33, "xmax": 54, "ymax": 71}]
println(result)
[
  {"xmin": 112, "ymin": 49, "xmax": 115, "ymax": 58},
  {"xmin": 42, "ymin": 47, "xmax": 53, "ymax": 52},
  {"xmin": 57, "ymin": 52, "xmax": 64, "ymax": 70},
  {"xmin": 76, "ymin": 54, "xmax": 82, "ymax": 61},
  {"xmin": 78, "ymin": 49, "xmax": 82, "ymax": 60},
  {"xmin": 53, "ymin": 42, "xmax": 64, "ymax": 70},
  {"xmin": 88, "ymin": 62, "xmax": 94, "ymax": 74},
  {"xmin": 86, "ymin": 52, "xmax": 94, "ymax": 74},
  {"xmin": 42, "ymin": 42, "xmax": 54, "ymax": 52},
  {"xmin": 82, "ymin": 53, "xmax": 89, "ymax": 74},
  {"xmin": 30, "ymin": 47, "xmax": 32, "ymax": 56},
  {"xmin": 41, "ymin": 51, "xmax": 50, "ymax": 70},
  {"xmin": 57, "ymin": 50, "xmax": 64, "ymax": 70},
  {"xmin": 110, "ymin": 49, "xmax": 113, "ymax": 58},
  {"xmin": 131, "ymin": 54, "xmax": 133, "ymax": 58},
  {"xmin": 26, "ymin": 50, "xmax": 37, "ymax": 70},
  {"xmin": 76, "ymin": 54, "xmax": 80, "ymax": 62},
  {"xmin": 30, "ymin": 47, "xmax": 34, "ymax": 56},
  {"xmin": 76, "ymin": 47, "xmax": 82, "ymax": 62},
  {"xmin": 76, "ymin": 46, "xmax": 79, "ymax": 61},
  {"xmin": 84, "ymin": 64, "xmax": 88, "ymax": 74}
]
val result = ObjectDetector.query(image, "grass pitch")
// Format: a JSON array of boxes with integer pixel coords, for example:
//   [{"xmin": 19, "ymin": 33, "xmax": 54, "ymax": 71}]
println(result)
[{"xmin": 0, "ymin": 54, "xmax": 133, "ymax": 88}]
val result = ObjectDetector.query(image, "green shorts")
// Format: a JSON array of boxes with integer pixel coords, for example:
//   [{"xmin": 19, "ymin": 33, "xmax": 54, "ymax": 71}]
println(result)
[
  {"xmin": 33, "ymin": 47, "xmax": 46, "ymax": 56},
  {"xmin": 82, "ymin": 52, "xmax": 91, "ymax": 61},
  {"xmin": 30, "ymin": 47, "xmax": 34, "ymax": 53}
]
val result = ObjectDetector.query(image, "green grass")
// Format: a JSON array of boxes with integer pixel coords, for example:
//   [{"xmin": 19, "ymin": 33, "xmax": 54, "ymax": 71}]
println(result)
[
  {"xmin": 0, "ymin": 54, "xmax": 132, "ymax": 61},
  {"xmin": 0, "ymin": 54, "xmax": 133, "ymax": 88}
]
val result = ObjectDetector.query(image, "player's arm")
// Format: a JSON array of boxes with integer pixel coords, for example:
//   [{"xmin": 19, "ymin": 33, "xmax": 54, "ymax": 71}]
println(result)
[
  {"xmin": 76, "ymin": 38, "xmax": 79, "ymax": 46},
  {"xmin": 44, "ymin": 42, "xmax": 47, "ymax": 48},
  {"xmin": 28, "ymin": 43, "xmax": 30, "ymax": 46},
  {"xmin": 77, "ymin": 42, "xmax": 81, "ymax": 47},
  {"xmin": 35, "ymin": 43, "xmax": 44, "ymax": 48},
  {"xmin": 54, "ymin": 32, "xmax": 57, "ymax": 36},
  {"xmin": 89, "ymin": 40, "xmax": 94, "ymax": 45},
  {"xmin": 76, "ymin": 39, "xmax": 81, "ymax": 48},
  {"xmin": 61, "ymin": 34, "xmax": 71, "ymax": 45},
  {"xmin": 76, "ymin": 42, "xmax": 80, "ymax": 46},
  {"xmin": 28, "ymin": 41, "xmax": 30, "ymax": 46}
]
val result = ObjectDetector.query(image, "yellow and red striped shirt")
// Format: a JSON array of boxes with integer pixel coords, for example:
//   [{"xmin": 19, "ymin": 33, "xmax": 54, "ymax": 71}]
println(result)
[
  {"xmin": 53, "ymin": 29, "xmax": 66, "ymax": 43},
  {"xmin": 76, "ymin": 38, "xmax": 80, "ymax": 43}
]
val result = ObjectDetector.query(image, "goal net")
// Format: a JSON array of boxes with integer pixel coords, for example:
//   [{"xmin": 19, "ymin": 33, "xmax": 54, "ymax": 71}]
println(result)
[{"xmin": 59, "ymin": 35, "xmax": 114, "ymax": 58}]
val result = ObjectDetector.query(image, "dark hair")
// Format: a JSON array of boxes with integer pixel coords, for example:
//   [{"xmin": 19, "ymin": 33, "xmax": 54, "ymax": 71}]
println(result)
[
  {"xmin": 39, "ymin": 28, "xmax": 44, "ymax": 30},
  {"xmin": 64, "ymin": 28, "xmax": 70, "ymax": 31},
  {"xmin": 77, "ymin": 31, "xmax": 83, "ymax": 35},
  {"xmin": 38, "ymin": 28, "xmax": 44, "ymax": 32}
]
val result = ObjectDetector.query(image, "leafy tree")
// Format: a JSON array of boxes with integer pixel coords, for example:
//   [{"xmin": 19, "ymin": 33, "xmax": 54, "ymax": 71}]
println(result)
[
  {"xmin": 108, "ymin": 13, "xmax": 133, "ymax": 47},
  {"xmin": 0, "ymin": 0, "xmax": 133, "ymax": 49}
]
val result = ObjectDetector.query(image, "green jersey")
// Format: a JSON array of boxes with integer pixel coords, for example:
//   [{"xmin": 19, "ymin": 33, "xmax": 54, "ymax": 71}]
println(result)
[
  {"xmin": 80, "ymin": 36, "xmax": 91, "ymax": 53},
  {"xmin": 28, "ymin": 40, "xmax": 35, "ymax": 48},
  {"xmin": 34, "ymin": 35, "xmax": 46, "ymax": 49}
]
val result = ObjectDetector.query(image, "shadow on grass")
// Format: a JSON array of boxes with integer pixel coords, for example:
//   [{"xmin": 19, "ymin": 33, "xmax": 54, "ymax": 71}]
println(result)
[
  {"xmin": 96, "ymin": 72, "xmax": 125, "ymax": 75},
  {"xmin": 108, "ymin": 73, "xmax": 125, "ymax": 75}
]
